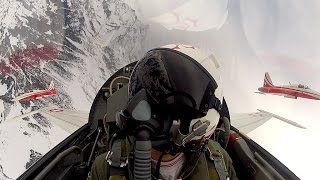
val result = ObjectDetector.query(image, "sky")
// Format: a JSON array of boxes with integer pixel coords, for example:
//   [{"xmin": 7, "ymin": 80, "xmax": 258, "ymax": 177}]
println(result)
[{"xmin": 131, "ymin": 0, "xmax": 320, "ymax": 179}]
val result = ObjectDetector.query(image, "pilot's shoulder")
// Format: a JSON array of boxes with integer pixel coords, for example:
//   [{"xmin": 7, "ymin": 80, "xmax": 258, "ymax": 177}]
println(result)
[
  {"xmin": 90, "ymin": 152, "xmax": 109, "ymax": 180},
  {"xmin": 207, "ymin": 139, "xmax": 232, "ymax": 163},
  {"xmin": 206, "ymin": 140, "xmax": 238, "ymax": 180}
]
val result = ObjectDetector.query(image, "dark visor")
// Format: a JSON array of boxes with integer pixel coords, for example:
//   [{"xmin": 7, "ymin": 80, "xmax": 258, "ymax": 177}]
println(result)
[
  {"xmin": 155, "ymin": 48, "xmax": 221, "ymax": 114},
  {"xmin": 129, "ymin": 48, "xmax": 222, "ymax": 119}
]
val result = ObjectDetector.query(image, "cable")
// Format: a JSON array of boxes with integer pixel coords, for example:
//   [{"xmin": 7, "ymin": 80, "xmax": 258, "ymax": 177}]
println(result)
[
  {"xmin": 154, "ymin": 152, "xmax": 165, "ymax": 179},
  {"xmin": 109, "ymin": 76, "xmax": 129, "ymax": 95},
  {"xmin": 87, "ymin": 127, "xmax": 102, "ymax": 167},
  {"xmin": 103, "ymin": 113, "xmax": 109, "ymax": 134},
  {"xmin": 180, "ymin": 152, "xmax": 203, "ymax": 179}
]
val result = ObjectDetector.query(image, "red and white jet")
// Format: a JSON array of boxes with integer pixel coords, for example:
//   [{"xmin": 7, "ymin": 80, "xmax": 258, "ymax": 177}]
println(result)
[
  {"xmin": 12, "ymin": 81, "xmax": 57, "ymax": 102},
  {"xmin": 257, "ymin": 72, "xmax": 320, "ymax": 100}
]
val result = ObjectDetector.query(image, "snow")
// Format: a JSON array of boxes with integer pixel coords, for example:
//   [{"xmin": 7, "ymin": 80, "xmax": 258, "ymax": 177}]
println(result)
[
  {"xmin": 0, "ymin": 0, "xmax": 146, "ymax": 178},
  {"xmin": 44, "ymin": 30, "xmax": 53, "ymax": 35},
  {"xmin": 8, "ymin": 36, "xmax": 19, "ymax": 47},
  {"xmin": 0, "ymin": 115, "xmax": 68, "ymax": 178},
  {"xmin": 65, "ymin": 78, "xmax": 91, "ymax": 112},
  {"xmin": 36, "ymin": 44, "xmax": 44, "ymax": 48},
  {"xmin": 0, "ymin": 84, "xmax": 7, "ymax": 96}
]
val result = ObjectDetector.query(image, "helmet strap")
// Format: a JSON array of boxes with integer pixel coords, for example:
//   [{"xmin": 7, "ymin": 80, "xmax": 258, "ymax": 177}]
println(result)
[
  {"xmin": 174, "ymin": 120, "xmax": 209, "ymax": 147},
  {"xmin": 200, "ymin": 81, "xmax": 222, "ymax": 113},
  {"xmin": 153, "ymin": 152, "xmax": 166, "ymax": 179}
]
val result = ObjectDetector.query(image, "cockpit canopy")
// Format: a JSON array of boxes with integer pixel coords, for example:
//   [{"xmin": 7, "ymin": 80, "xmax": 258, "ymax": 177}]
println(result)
[{"xmin": 297, "ymin": 84, "xmax": 309, "ymax": 89}]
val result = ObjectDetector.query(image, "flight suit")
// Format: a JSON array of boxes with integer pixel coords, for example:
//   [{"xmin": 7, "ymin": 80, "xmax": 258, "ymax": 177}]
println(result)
[{"xmin": 88, "ymin": 140, "xmax": 237, "ymax": 180}]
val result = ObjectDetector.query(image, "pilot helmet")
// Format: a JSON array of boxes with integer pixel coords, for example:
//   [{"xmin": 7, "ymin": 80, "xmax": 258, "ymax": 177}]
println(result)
[{"xmin": 118, "ymin": 44, "xmax": 223, "ymax": 153}]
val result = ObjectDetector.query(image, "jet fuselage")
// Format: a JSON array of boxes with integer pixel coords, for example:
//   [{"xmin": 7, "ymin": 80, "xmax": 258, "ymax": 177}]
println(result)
[
  {"xmin": 257, "ymin": 72, "xmax": 320, "ymax": 100},
  {"xmin": 258, "ymin": 86, "xmax": 320, "ymax": 100},
  {"xmin": 12, "ymin": 81, "xmax": 56, "ymax": 101}
]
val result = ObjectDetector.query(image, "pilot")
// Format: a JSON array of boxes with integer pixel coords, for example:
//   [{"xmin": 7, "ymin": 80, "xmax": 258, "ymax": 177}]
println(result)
[{"xmin": 88, "ymin": 45, "xmax": 238, "ymax": 180}]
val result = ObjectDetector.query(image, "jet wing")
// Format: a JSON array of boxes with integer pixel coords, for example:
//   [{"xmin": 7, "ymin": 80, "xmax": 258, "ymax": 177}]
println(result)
[
  {"xmin": 231, "ymin": 109, "xmax": 306, "ymax": 134},
  {"xmin": 8, "ymin": 107, "xmax": 88, "ymax": 134},
  {"xmin": 231, "ymin": 111, "xmax": 272, "ymax": 134},
  {"xmin": 0, "ymin": 107, "xmax": 88, "ymax": 179},
  {"xmin": 257, "ymin": 109, "xmax": 306, "ymax": 129},
  {"xmin": 37, "ymin": 107, "xmax": 88, "ymax": 133}
]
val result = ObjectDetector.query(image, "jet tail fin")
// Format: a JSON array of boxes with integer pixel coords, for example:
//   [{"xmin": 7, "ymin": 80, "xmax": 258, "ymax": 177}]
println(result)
[
  {"xmin": 263, "ymin": 72, "xmax": 274, "ymax": 87},
  {"xmin": 48, "ymin": 81, "xmax": 55, "ymax": 90}
]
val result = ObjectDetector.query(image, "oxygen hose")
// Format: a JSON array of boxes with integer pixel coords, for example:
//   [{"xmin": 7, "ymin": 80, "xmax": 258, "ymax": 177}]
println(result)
[
  {"xmin": 134, "ymin": 130, "xmax": 152, "ymax": 180},
  {"xmin": 134, "ymin": 140, "xmax": 152, "ymax": 180}
]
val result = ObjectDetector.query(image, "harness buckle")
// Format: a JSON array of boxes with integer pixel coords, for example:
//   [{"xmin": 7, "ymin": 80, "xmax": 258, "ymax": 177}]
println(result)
[
  {"xmin": 105, "ymin": 151, "xmax": 113, "ymax": 165},
  {"xmin": 206, "ymin": 142, "xmax": 230, "ymax": 180},
  {"xmin": 105, "ymin": 138, "xmax": 129, "ymax": 168}
]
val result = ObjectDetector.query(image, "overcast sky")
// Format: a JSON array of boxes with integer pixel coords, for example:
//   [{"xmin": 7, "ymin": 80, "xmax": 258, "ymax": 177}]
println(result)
[{"xmin": 131, "ymin": 0, "xmax": 320, "ymax": 179}]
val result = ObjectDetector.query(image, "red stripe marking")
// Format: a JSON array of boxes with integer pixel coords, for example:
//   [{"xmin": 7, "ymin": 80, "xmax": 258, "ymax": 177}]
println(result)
[
  {"xmin": 264, "ymin": 86, "xmax": 320, "ymax": 100},
  {"xmin": 49, "ymin": 109, "xmax": 63, "ymax": 112},
  {"xmin": 19, "ymin": 89, "xmax": 56, "ymax": 101}
]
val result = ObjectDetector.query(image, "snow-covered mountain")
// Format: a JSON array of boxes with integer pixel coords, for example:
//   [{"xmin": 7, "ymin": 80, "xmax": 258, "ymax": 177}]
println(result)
[{"xmin": 0, "ymin": 0, "xmax": 146, "ymax": 178}]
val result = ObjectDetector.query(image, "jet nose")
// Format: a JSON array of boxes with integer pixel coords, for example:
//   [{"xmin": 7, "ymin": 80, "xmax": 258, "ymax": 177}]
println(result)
[{"xmin": 258, "ymin": 87, "xmax": 264, "ymax": 92}]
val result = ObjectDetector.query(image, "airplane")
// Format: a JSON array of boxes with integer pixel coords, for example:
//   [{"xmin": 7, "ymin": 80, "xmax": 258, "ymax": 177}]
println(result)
[
  {"xmin": 10, "ymin": 61, "xmax": 301, "ymax": 180},
  {"xmin": 2, "ymin": 90, "xmax": 304, "ymax": 179},
  {"xmin": 12, "ymin": 81, "xmax": 57, "ymax": 102},
  {"xmin": 257, "ymin": 72, "xmax": 320, "ymax": 100}
]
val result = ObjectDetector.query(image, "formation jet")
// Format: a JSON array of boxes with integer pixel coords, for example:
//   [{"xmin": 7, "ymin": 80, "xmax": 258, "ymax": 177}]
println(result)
[
  {"xmin": 12, "ymin": 81, "xmax": 57, "ymax": 102},
  {"xmin": 257, "ymin": 72, "xmax": 320, "ymax": 100}
]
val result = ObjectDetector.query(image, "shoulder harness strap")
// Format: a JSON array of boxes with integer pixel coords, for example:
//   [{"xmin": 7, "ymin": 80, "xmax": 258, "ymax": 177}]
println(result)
[
  {"xmin": 106, "ymin": 138, "xmax": 129, "ymax": 168},
  {"xmin": 206, "ymin": 140, "xmax": 230, "ymax": 180},
  {"xmin": 105, "ymin": 137, "xmax": 131, "ymax": 179}
]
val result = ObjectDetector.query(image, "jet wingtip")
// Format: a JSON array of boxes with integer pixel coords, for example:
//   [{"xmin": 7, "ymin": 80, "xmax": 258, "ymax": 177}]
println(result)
[
  {"xmin": 257, "ymin": 109, "xmax": 307, "ymax": 129},
  {"xmin": 11, "ymin": 97, "xmax": 20, "ymax": 102},
  {"xmin": 299, "ymin": 125, "xmax": 307, "ymax": 129}
]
